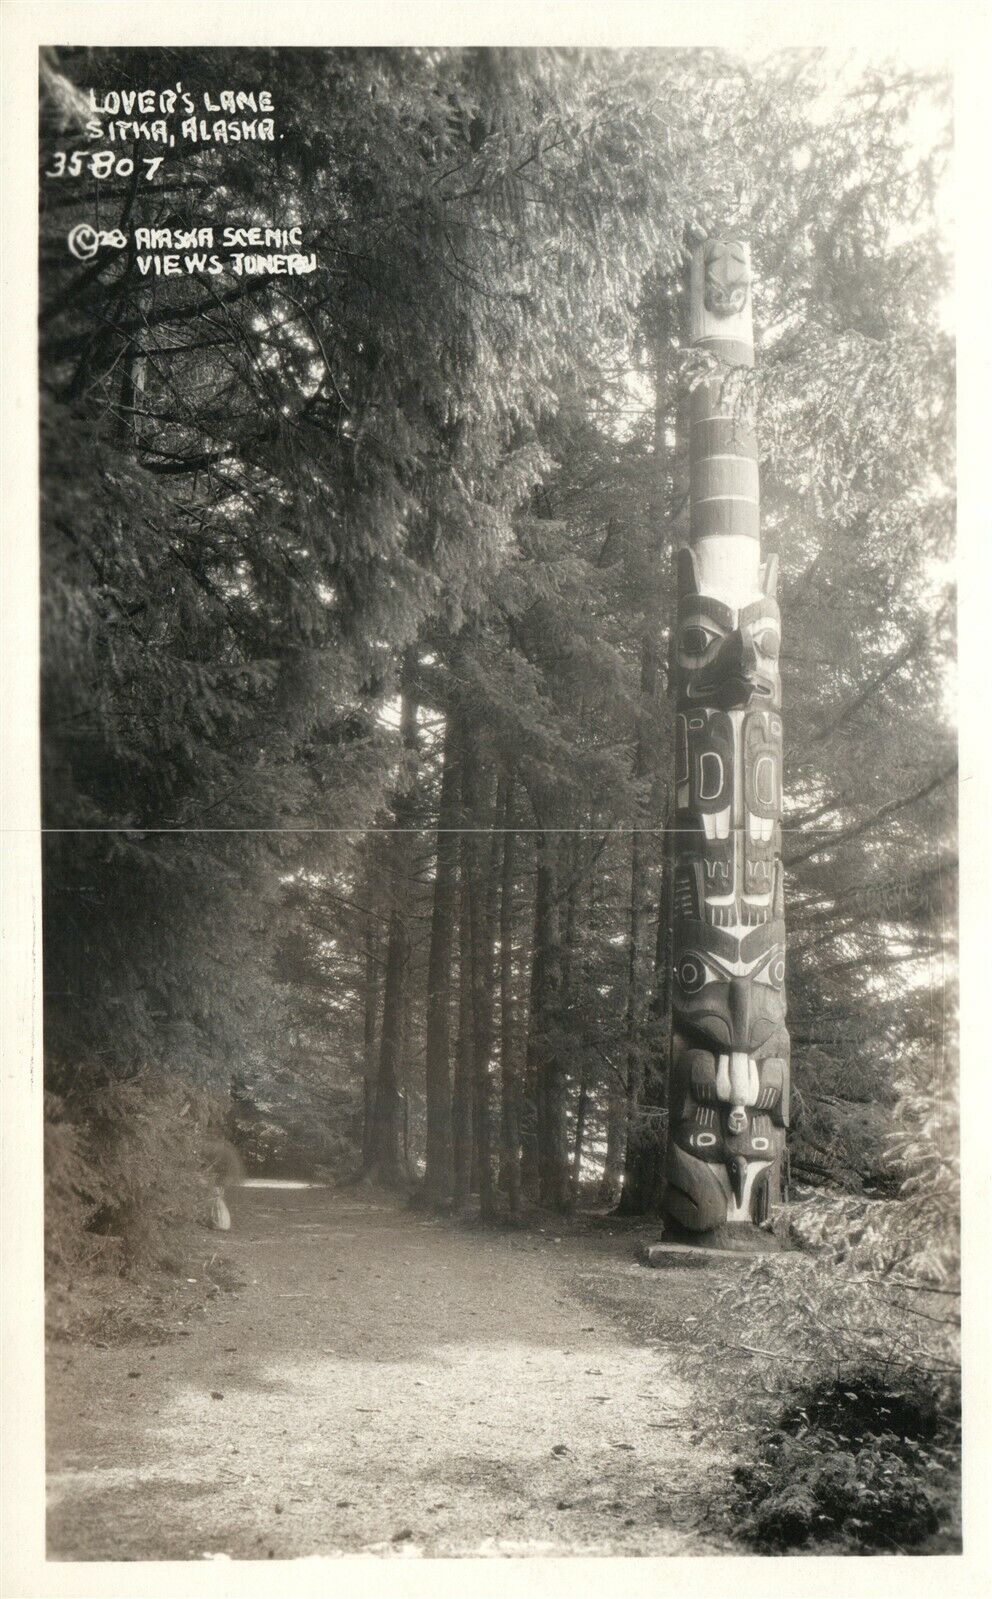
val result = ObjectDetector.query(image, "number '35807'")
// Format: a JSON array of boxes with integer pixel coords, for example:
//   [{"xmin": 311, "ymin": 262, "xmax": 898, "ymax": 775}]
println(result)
[{"xmin": 46, "ymin": 152, "xmax": 164, "ymax": 180}]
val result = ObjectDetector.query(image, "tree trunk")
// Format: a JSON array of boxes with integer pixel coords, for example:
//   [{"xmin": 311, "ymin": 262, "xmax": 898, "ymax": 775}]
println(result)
[
  {"xmin": 369, "ymin": 886, "xmax": 409, "ymax": 1182},
  {"xmin": 498, "ymin": 772, "xmax": 522, "ymax": 1215},
  {"xmin": 367, "ymin": 656, "xmax": 418, "ymax": 1186},
  {"xmin": 617, "ymin": 315, "xmax": 668, "ymax": 1214},
  {"xmin": 361, "ymin": 907, "xmax": 380, "ymax": 1169},
  {"xmin": 115, "ymin": 339, "xmax": 146, "ymax": 448},
  {"xmin": 616, "ymin": 808, "xmax": 652, "ymax": 1214},
  {"xmin": 518, "ymin": 854, "xmax": 540, "ymax": 1202},
  {"xmin": 526, "ymin": 834, "xmax": 547, "ymax": 1201},
  {"xmin": 362, "ymin": 1078, "xmax": 375, "ymax": 1168},
  {"xmin": 423, "ymin": 716, "xmax": 459, "ymax": 1206},
  {"xmin": 561, "ymin": 831, "xmax": 581, "ymax": 997},
  {"xmin": 600, "ymin": 1084, "xmax": 627, "ymax": 1205},
  {"xmin": 620, "ymin": 790, "xmax": 673, "ymax": 1214},
  {"xmin": 559, "ymin": 831, "xmax": 582, "ymax": 1209},
  {"xmin": 599, "ymin": 819, "xmax": 625, "ymax": 1202},
  {"xmin": 572, "ymin": 1067, "xmax": 589, "ymax": 1204},
  {"xmin": 469, "ymin": 763, "xmax": 502, "ymax": 1221},
  {"xmin": 456, "ymin": 733, "xmax": 502, "ymax": 1220},
  {"xmin": 452, "ymin": 846, "xmax": 474, "ymax": 1210},
  {"xmin": 527, "ymin": 824, "xmax": 569, "ymax": 1212}
]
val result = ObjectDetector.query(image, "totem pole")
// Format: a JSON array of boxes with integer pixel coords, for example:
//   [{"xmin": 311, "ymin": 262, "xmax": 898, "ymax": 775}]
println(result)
[{"xmin": 662, "ymin": 237, "xmax": 790, "ymax": 1235}]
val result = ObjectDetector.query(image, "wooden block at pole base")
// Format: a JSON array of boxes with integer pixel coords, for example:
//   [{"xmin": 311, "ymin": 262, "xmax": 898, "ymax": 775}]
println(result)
[
  {"xmin": 640, "ymin": 1242, "xmax": 753, "ymax": 1269},
  {"xmin": 640, "ymin": 1228, "xmax": 790, "ymax": 1269}
]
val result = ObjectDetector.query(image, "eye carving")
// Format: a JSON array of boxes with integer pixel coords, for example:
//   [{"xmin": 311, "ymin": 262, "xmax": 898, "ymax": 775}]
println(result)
[
  {"xmin": 751, "ymin": 628, "xmax": 780, "ymax": 658},
  {"xmin": 677, "ymin": 955, "xmax": 708, "ymax": 994},
  {"xmin": 755, "ymin": 951, "xmax": 786, "ymax": 988},
  {"xmin": 680, "ymin": 625, "xmax": 716, "ymax": 657}
]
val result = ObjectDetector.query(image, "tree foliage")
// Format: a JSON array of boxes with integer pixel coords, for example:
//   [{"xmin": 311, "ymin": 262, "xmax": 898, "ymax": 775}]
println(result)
[{"xmin": 40, "ymin": 48, "xmax": 954, "ymax": 1251}]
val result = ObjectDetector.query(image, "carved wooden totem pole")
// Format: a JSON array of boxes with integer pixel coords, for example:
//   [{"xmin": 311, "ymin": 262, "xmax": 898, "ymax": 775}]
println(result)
[{"xmin": 662, "ymin": 237, "xmax": 790, "ymax": 1236}]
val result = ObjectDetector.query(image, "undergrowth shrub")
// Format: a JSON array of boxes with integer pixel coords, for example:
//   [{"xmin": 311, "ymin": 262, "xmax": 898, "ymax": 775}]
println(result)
[
  {"xmin": 779, "ymin": 1067, "xmax": 959, "ymax": 1284},
  {"xmin": 83, "ymin": 1075, "xmax": 212, "ymax": 1269},
  {"xmin": 733, "ymin": 1368, "xmax": 959, "ymax": 1551},
  {"xmin": 45, "ymin": 1071, "xmax": 221, "ymax": 1280},
  {"xmin": 202, "ymin": 1134, "xmax": 244, "ymax": 1188},
  {"xmin": 693, "ymin": 1065, "xmax": 961, "ymax": 1552},
  {"xmin": 44, "ymin": 1094, "xmax": 112, "ymax": 1273},
  {"xmin": 695, "ymin": 1251, "xmax": 962, "ymax": 1553}
]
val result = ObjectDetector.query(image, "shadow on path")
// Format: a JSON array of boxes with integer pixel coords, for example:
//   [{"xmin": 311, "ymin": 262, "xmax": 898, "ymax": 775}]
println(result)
[{"xmin": 46, "ymin": 1185, "xmax": 733, "ymax": 1559}]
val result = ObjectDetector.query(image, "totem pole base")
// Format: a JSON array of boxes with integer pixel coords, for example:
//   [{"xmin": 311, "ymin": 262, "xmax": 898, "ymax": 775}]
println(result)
[
  {"xmin": 661, "ymin": 1216, "xmax": 786, "ymax": 1252},
  {"xmin": 640, "ymin": 1221, "xmax": 789, "ymax": 1268}
]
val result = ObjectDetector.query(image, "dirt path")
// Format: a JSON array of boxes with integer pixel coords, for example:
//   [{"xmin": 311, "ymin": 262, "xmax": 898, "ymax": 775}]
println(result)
[{"xmin": 46, "ymin": 1185, "xmax": 736, "ymax": 1559}]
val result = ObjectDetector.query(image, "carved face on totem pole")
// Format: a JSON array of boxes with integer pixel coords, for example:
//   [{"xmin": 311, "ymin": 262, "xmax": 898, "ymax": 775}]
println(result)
[
  {"xmin": 673, "ymin": 548, "xmax": 781, "ymax": 711},
  {"xmin": 668, "ymin": 877, "xmax": 789, "ymax": 1222},
  {"xmin": 702, "ymin": 239, "xmax": 751, "ymax": 318},
  {"xmin": 665, "ymin": 554, "xmax": 788, "ymax": 1231},
  {"xmin": 663, "ymin": 231, "xmax": 789, "ymax": 1235}
]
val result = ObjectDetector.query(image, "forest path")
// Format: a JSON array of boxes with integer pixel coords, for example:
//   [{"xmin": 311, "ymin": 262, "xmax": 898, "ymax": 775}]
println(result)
[{"xmin": 47, "ymin": 1184, "xmax": 734, "ymax": 1559}]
